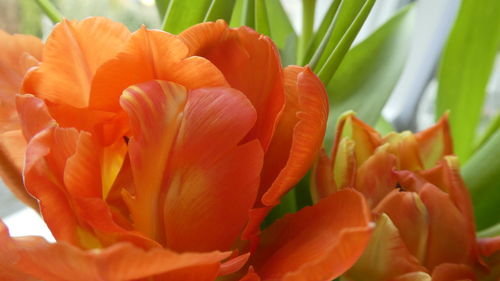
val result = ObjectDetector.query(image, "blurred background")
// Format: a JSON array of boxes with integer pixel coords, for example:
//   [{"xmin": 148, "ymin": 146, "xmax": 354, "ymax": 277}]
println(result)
[{"xmin": 0, "ymin": 0, "xmax": 499, "ymax": 236}]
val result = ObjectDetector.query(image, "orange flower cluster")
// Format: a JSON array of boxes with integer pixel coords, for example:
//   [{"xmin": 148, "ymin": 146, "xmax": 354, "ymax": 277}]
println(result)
[
  {"xmin": 312, "ymin": 112, "xmax": 500, "ymax": 281},
  {"xmin": 0, "ymin": 17, "xmax": 499, "ymax": 281},
  {"xmin": 0, "ymin": 18, "xmax": 372, "ymax": 280}
]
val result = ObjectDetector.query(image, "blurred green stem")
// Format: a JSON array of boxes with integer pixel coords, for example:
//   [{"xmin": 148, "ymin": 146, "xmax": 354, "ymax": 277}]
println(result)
[
  {"xmin": 298, "ymin": 0, "xmax": 316, "ymax": 64},
  {"xmin": 35, "ymin": 0, "xmax": 61, "ymax": 23}
]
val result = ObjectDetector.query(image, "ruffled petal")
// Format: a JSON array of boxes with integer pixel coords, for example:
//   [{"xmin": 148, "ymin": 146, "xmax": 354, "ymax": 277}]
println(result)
[
  {"xmin": 346, "ymin": 214, "xmax": 426, "ymax": 281},
  {"xmin": 90, "ymin": 26, "xmax": 228, "ymax": 112},
  {"xmin": 16, "ymin": 94, "xmax": 55, "ymax": 141},
  {"xmin": 431, "ymin": 263, "xmax": 476, "ymax": 281},
  {"xmin": 261, "ymin": 66, "xmax": 328, "ymax": 206},
  {"xmin": 310, "ymin": 148, "xmax": 335, "ymax": 203},
  {"xmin": 383, "ymin": 131, "xmax": 424, "ymax": 171},
  {"xmin": 22, "ymin": 17, "xmax": 130, "ymax": 108},
  {"xmin": 250, "ymin": 189, "xmax": 372, "ymax": 281},
  {"xmin": 414, "ymin": 114, "xmax": 453, "ymax": 169},
  {"xmin": 355, "ymin": 144, "xmax": 398, "ymax": 207},
  {"xmin": 419, "ymin": 184, "xmax": 476, "ymax": 270},
  {"xmin": 0, "ymin": 221, "xmax": 231, "ymax": 281},
  {"xmin": 179, "ymin": 21, "xmax": 285, "ymax": 151},
  {"xmin": 331, "ymin": 112, "xmax": 381, "ymax": 166},
  {"xmin": 120, "ymin": 80, "xmax": 263, "ymax": 252},
  {"xmin": 373, "ymin": 190, "xmax": 429, "ymax": 264}
]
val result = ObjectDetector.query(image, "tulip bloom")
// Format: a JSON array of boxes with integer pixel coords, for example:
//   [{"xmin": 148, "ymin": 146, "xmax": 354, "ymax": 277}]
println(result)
[
  {"xmin": 0, "ymin": 30, "xmax": 42, "ymax": 210},
  {"xmin": 312, "ymin": 112, "xmax": 500, "ymax": 280},
  {"xmin": 0, "ymin": 18, "xmax": 373, "ymax": 280}
]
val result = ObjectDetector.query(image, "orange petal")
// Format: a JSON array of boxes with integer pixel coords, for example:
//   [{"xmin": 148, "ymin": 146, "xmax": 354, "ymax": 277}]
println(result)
[
  {"xmin": 120, "ymin": 80, "xmax": 263, "ymax": 251},
  {"xmin": 419, "ymin": 184, "xmax": 476, "ymax": 270},
  {"xmin": 250, "ymin": 189, "xmax": 372, "ymax": 281},
  {"xmin": 478, "ymin": 236, "xmax": 500, "ymax": 257},
  {"xmin": 0, "ymin": 130, "xmax": 37, "ymax": 209},
  {"xmin": 355, "ymin": 144, "xmax": 398, "ymax": 207},
  {"xmin": 383, "ymin": 131, "xmax": 424, "ymax": 171},
  {"xmin": 179, "ymin": 21, "xmax": 285, "ymax": 151},
  {"xmin": 0, "ymin": 221, "xmax": 232, "ymax": 281},
  {"xmin": 16, "ymin": 94, "xmax": 55, "ymax": 141},
  {"xmin": 373, "ymin": 190, "xmax": 429, "ymax": 264},
  {"xmin": 331, "ymin": 112, "xmax": 381, "ymax": 166},
  {"xmin": 392, "ymin": 272, "xmax": 432, "ymax": 281},
  {"xmin": 90, "ymin": 26, "xmax": 228, "ymax": 112},
  {"xmin": 22, "ymin": 17, "xmax": 130, "ymax": 108},
  {"xmin": 310, "ymin": 148, "xmax": 335, "ymax": 203},
  {"xmin": 0, "ymin": 30, "xmax": 42, "ymax": 109},
  {"xmin": 346, "ymin": 213, "xmax": 425, "ymax": 281},
  {"xmin": 415, "ymin": 114, "xmax": 453, "ymax": 169},
  {"xmin": 261, "ymin": 66, "xmax": 328, "ymax": 206},
  {"xmin": 431, "ymin": 263, "xmax": 476, "ymax": 281}
]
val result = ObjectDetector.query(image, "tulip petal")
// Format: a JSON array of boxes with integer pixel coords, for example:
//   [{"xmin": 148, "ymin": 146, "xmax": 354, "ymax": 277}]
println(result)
[
  {"xmin": 383, "ymin": 131, "xmax": 424, "ymax": 171},
  {"xmin": 355, "ymin": 144, "xmax": 398, "ymax": 207},
  {"xmin": 261, "ymin": 66, "xmax": 328, "ymax": 206},
  {"xmin": 0, "ymin": 221, "xmax": 232, "ymax": 281},
  {"xmin": 431, "ymin": 263, "xmax": 476, "ymax": 281},
  {"xmin": 0, "ymin": 30, "xmax": 42, "ymax": 107},
  {"xmin": 120, "ymin": 80, "xmax": 263, "ymax": 252},
  {"xmin": 23, "ymin": 17, "xmax": 130, "ymax": 108},
  {"xmin": 419, "ymin": 184, "xmax": 476, "ymax": 270},
  {"xmin": 346, "ymin": 213, "xmax": 425, "ymax": 281},
  {"xmin": 310, "ymin": 148, "xmax": 335, "ymax": 203},
  {"xmin": 90, "ymin": 26, "xmax": 228, "ymax": 112},
  {"xmin": 0, "ymin": 130, "xmax": 37, "ymax": 209},
  {"xmin": 251, "ymin": 189, "xmax": 372, "ymax": 281},
  {"xmin": 478, "ymin": 236, "xmax": 500, "ymax": 257},
  {"xmin": 179, "ymin": 20, "xmax": 285, "ymax": 151},
  {"xmin": 415, "ymin": 114, "xmax": 453, "ymax": 169},
  {"xmin": 332, "ymin": 113, "xmax": 381, "ymax": 166},
  {"xmin": 16, "ymin": 94, "xmax": 56, "ymax": 141},
  {"xmin": 373, "ymin": 190, "xmax": 429, "ymax": 264},
  {"xmin": 392, "ymin": 272, "xmax": 432, "ymax": 281}
]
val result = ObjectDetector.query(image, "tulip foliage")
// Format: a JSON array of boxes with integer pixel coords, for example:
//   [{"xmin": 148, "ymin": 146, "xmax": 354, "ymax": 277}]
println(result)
[{"xmin": 0, "ymin": 0, "xmax": 499, "ymax": 281}]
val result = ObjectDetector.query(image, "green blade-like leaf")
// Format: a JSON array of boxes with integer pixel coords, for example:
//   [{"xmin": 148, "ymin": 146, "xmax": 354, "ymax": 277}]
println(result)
[
  {"xmin": 155, "ymin": 0, "xmax": 170, "ymax": 20},
  {"xmin": 436, "ymin": 0, "xmax": 500, "ymax": 161},
  {"xmin": 231, "ymin": 0, "xmax": 255, "ymax": 28},
  {"xmin": 314, "ymin": 0, "xmax": 368, "ymax": 71},
  {"xmin": 204, "ymin": 0, "xmax": 237, "ymax": 22},
  {"xmin": 265, "ymin": 0, "xmax": 297, "ymax": 49},
  {"xmin": 324, "ymin": 4, "xmax": 415, "ymax": 149},
  {"xmin": 473, "ymin": 113, "xmax": 500, "ymax": 154},
  {"xmin": 255, "ymin": 0, "xmax": 271, "ymax": 36},
  {"xmin": 162, "ymin": 0, "xmax": 212, "ymax": 34},
  {"xmin": 463, "ymin": 129, "xmax": 500, "ymax": 230},
  {"xmin": 35, "ymin": 0, "xmax": 61, "ymax": 23},
  {"xmin": 316, "ymin": 0, "xmax": 375, "ymax": 83},
  {"xmin": 302, "ymin": 0, "xmax": 342, "ymax": 65},
  {"xmin": 297, "ymin": 0, "xmax": 316, "ymax": 64}
]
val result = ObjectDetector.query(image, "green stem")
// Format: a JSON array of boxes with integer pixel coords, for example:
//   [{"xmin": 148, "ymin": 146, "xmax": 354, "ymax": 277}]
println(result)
[
  {"xmin": 298, "ymin": 0, "xmax": 316, "ymax": 64},
  {"xmin": 35, "ymin": 0, "xmax": 61, "ymax": 23}
]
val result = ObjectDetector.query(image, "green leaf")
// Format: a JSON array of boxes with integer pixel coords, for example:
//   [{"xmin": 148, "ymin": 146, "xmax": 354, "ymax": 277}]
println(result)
[
  {"xmin": 316, "ymin": 0, "xmax": 375, "ymax": 84},
  {"xmin": 314, "ymin": 0, "xmax": 368, "ymax": 71},
  {"xmin": 297, "ymin": 0, "xmax": 316, "ymax": 64},
  {"xmin": 436, "ymin": 0, "xmax": 500, "ymax": 161},
  {"xmin": 324, "ymin": 4, "xmax": 415, "ymax": 149},
  {"xmin": 230, "ymin": 0, "xmax": 254, "ymax": 28},
  {"xmin": 463, "ymin": 129, "xmax": 500, "ymax": 230},
  {"xmin": 155, "ymin": 0, "xmax": 170, "ymax": 20},
  {"xmin": 161, "ymin": 0, "xmax": 212, "ymax": 34},
  {"xmin": 255, "ymin": 0, "xmax": 271, "ymax": 36},
  {"xmin": 302, "ymin": 0, "xmax": 342, "ymax": 65},
  {"xmin": 204, "ymin": 0, "xmax": 237, "ymax": 22},
  {"xmin": 473, "ymin": 113, "xmax": 500, "ymax": 153},
  {"xmin": 478, "ymin": 222, "xmax": 500, "ymax": 238},
  {"xmin": 265, "ymin": 0, "xmax": 297, "ymax": 49},
  {"xmin": 35, "ymin": 0, "xmax": 61, "ymax": 23}
]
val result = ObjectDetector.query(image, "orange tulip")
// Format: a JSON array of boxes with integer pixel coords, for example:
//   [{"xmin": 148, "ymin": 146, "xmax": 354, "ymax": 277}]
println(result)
[
  {"xmin": 312, "ymin": 112, "xmax": 500, "ymax": 280},
  {"xmin": 0, "ymin": 18, "xmax": 373, "ymax": 280},
  {"xmin": 0, "ymin": 30, "xmax": 42, "ymax": 209}
]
